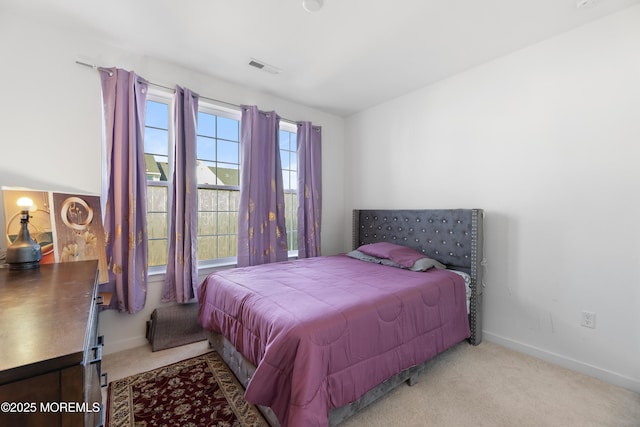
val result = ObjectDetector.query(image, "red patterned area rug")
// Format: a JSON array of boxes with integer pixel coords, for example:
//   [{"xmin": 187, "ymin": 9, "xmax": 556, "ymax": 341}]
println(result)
[{"xmin": 107, "ymin": 351, "xmax": 269, "ymax": 426}]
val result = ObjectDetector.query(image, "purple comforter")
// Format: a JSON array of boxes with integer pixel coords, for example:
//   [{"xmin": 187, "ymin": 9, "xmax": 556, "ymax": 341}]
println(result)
[{"xmin": 198, "ymin": 254, "xmax": 470, "ymax": 427}]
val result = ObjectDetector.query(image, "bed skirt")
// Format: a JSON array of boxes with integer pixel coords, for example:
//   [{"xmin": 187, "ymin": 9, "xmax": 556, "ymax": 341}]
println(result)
[{"xmin": 205, "ymin": 330, "xmax": 429, "ymax": 427}]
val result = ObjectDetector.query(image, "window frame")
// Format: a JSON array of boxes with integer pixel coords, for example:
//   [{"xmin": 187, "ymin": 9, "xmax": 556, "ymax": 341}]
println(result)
[
  {"xmin": 144, "ymin": 90, "xmax": 174, "ymax": 275},
  {"xmin": 142, "ymin": 93, "xmax": 300, "ymax": 274},
  {"xmin": 279, "ymin": 120, "xmax": 299, "ymax": 257},
  {"xmin": 195, "ymin": 102, "xmax": 242, "ymax": 269}
]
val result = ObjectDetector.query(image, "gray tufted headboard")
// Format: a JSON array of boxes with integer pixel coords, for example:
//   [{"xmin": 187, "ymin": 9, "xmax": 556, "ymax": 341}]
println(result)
[{"xmin": 352, "ymin": 209, "xmax": 484, "ymax": 345}]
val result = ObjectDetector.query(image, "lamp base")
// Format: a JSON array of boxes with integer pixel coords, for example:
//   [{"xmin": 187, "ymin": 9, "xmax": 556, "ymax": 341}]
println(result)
[
  {"xmin": 6, "ymin": 212, "xmax": 43, "ymax": 270},
  {"xmin": 9, "ymin": 260, "xmax": 41, "ymax": 270}
]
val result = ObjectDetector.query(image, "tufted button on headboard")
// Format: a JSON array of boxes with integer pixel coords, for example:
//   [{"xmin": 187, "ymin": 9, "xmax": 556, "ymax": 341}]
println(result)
[{"xmin": 352, "ymin": 209, "xmax": 484, "ymax": 345}]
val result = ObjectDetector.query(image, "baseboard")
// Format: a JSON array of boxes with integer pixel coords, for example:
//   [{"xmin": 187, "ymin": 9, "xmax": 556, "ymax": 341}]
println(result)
[
  {"xmin": 103, "ymin": 336, "xmax": 149, "ymax": 355},
  {"xmin": 483, "ymin": 331, "xmax": 640, "ymax": 393}
]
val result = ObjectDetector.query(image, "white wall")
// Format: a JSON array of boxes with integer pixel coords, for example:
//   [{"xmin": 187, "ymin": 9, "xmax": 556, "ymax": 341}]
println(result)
[
  {"xmin": 0, "ymin": 8, "xmax": 345, "ymax": 354},
  {"xmin": 345, "ymin": 6, "xmax": 640, "ymax": 392},
  {"xmin": 2, "ymin": 3, "xmax": 638, "ymax": 393}
]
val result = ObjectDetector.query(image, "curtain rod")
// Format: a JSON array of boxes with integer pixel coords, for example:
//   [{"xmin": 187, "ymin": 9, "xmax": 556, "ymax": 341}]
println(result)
[{"xmin": 75, "ymin": 60, "xmax": 300, "ymax": 125}]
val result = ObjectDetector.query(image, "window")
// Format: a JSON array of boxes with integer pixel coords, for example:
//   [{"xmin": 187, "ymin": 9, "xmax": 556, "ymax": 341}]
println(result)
[
  {"xmin": 144, "ymin": 96, "xmax": 171, "ymax": 267},
  {"xmin": 280, "ymin": 124, "xmax": 298, "ymax": 252},
  {"xmin": 143, "ymin": 96, "xmax": 298, "ymax": 267},
  {"xmin": 195, "ymin": 105, "xmax": 241, "ymax": 263}
]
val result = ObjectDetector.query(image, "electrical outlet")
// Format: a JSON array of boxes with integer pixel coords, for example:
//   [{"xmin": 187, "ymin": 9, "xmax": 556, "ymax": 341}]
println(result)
[{"xmin": 581, "ymin": 311, "xmax": 596, "ymax": 329}]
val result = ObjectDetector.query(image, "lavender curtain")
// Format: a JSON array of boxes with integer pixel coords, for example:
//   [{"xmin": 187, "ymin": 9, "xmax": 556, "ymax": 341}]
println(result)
[
  {"xmin": 237, "ymin": 105, "xmax": 288, "ymax": 267},
  {"xmin": 99, "ymin": 68, "xmax": 149, "ymax": 313},
  {"xmin": 162, "ymin": 86, "xmax": 199, "ymax": 302},
  {"xmin": 296, "ymin": 122, "xmax": 322, "ymax": 258}
]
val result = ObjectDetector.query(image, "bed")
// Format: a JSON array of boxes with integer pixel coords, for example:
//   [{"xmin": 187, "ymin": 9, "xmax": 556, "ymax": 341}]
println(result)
[{"xmin": 198, "ymin": 208, "xmax": 484, "ymax": 426}]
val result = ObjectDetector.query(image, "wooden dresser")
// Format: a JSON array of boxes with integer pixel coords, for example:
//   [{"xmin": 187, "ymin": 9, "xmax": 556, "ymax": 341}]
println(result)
[{"xmin": 0, "ymin": 260, "xmax": 105, "ymax": 427}]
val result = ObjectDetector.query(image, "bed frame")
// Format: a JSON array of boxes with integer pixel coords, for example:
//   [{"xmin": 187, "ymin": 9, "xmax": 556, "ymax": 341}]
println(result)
[{"xmin": 205, "ymin": 208, "xmax": 484, "ymax": 426}]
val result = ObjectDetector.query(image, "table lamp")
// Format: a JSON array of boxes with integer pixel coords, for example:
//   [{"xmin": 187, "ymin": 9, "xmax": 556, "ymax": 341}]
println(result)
[{"xmin": 6, "ymin": 197, "xmax": 42, "ymax": 270}]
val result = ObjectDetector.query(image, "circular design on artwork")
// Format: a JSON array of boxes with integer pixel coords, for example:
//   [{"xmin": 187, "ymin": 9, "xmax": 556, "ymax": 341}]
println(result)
[{"xmin": 60, "ymin": 197, "xmax": 94, "ymax": 231}]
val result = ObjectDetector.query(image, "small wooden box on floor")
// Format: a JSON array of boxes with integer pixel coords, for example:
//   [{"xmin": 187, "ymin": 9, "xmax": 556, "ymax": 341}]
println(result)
[{"xmin": 0, "ymin": 261, "xmax": 105, "ymax": 427}]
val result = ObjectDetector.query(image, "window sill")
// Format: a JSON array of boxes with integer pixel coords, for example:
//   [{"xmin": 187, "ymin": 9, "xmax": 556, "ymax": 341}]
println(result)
[{"xmin": 148, "ymin": 251, "xmax": 299, "ymax": 279}]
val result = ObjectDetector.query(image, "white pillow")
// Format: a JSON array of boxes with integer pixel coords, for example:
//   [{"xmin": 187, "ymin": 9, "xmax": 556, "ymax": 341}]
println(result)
[{"xmin": 410, "ymin": 257, "xmax": 446, "ymax": 271}]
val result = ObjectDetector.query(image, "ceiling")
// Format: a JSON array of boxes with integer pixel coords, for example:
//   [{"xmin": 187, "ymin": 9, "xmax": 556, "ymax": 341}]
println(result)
[{"xmin": 4, "ymin": 0, "xmax": 640, "ymax": 116}]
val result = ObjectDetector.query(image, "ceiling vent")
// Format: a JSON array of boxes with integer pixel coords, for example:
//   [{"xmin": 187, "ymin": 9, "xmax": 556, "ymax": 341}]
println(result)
[{"xmin": 248, "ymin": 58, "xmax": 282, "ymax": 75}]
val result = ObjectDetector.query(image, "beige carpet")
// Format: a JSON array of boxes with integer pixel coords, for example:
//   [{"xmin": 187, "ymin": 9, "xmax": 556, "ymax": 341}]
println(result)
[
  {"xmin": 103, "ymin": 340, "xmax": 640, "ymax": 427},
  {"xmin": 340, "ymin": 341, "xmax": 640, "ymax": 427}
]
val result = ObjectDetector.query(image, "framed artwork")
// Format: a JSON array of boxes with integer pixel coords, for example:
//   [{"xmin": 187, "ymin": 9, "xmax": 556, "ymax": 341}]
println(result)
[
  {"xmin": 3, "ymin": 187, "xmax": 108, "ymax": 284},
  {"xmin": 3, "ymin": 189, "xmax": 55, "ymax": 264}
]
